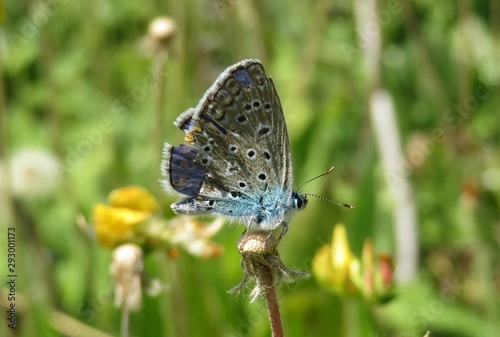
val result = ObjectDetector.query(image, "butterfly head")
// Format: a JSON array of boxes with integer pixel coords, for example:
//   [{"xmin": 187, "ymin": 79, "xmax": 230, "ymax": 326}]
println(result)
[{"xmin": 292, "ymin": 191, "xmax": 308, "ymax": 210}]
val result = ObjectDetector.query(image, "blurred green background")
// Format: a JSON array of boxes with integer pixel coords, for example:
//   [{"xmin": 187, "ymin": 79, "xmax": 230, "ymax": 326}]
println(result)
[{"xmin": 1, "ymin": 0, "xmax": 499, "ymax": 336}]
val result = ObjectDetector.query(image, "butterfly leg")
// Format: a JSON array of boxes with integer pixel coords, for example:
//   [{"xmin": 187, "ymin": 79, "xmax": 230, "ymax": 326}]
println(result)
[
  {"xmin": 241, "ymin": 218, "xmax": 256, "ymax": 242},
  {"xmin": 276, "ymin": 221, "xmax": 288, "ymax": 244}
]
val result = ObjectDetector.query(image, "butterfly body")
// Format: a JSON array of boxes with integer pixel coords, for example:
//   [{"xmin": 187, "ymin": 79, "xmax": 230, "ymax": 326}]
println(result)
[{"xmin": 161, "ymin": 59, "xmax": 307, "ymax": 231}]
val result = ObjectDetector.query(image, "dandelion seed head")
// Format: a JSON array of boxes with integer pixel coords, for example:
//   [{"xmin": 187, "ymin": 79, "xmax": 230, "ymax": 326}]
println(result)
[{"xmin": 9, "ymin": 148, "xmax": 60, "ymax": 198}]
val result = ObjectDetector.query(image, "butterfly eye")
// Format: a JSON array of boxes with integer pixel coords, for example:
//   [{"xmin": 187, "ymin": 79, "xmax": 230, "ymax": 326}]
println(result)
[{"xmin": 294, "ymin": 193, "xmax": 307, "ymax": 210}]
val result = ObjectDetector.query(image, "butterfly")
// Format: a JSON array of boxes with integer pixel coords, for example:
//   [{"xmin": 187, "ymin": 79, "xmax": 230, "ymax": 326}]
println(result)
[{"xmin": 160, "ymin": 59, "xmax": 308, "ymax": 234}]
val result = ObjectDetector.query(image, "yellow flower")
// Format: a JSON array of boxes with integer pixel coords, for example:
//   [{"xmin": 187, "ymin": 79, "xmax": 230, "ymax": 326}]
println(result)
[
  {"xmin": 93, "ymin": 186, "xmax": 159, "ymax": 247},
  {"xmin": 108, "ymin": 186, "xmax": 159, "ymax": 213},
  {"xmin": 313, "ymin": 224, "xmax": 360, "ymax": 295},
  {"xmin": 93, "ymin": 204, "xmax": 150, "ymax": 247},
  {"xmin": 92, "ymin": 185, "xmax": 225, "ymax": 259},
  {"xmin": 312, "ymin": 223, "xmax": 394, "ymax": 302}
]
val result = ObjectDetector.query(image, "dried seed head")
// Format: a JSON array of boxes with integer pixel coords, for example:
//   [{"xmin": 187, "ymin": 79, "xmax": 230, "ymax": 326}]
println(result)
[
  {"xmin": 237, "ymin": 230, "xmax": 276, "ymax": 255},
  {"xmin": 148, "ymin": 17, "xmax": 176, "ymax": 42},
  {"xmin": 141, "ymin": 16, "xmax": 177, "ymax": 55},
  {"xmin": 230, "ymin": 230, "xmax": 309, "ymax": 302},
  {"xmin": 110, "ymin": 244, "xmax": 144, "ymax": 311},
  {"xmin": 8, "ymin": 148, "xmax": 59, "ymax": 198}
]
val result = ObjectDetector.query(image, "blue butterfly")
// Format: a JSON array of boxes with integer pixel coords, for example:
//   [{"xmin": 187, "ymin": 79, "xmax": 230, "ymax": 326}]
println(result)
[{"xmin": 160, "ymin": 59, "xmax": 308, "ymax": 233}]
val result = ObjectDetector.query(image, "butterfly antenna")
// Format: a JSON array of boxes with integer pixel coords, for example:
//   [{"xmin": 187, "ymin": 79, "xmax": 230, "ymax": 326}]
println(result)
[
  {"xmin": 297, "ymin": 166, "xmax": 335, "ymax": 191},
  {"xmin": 304, "ymin": 193, "xmax": 354, "ymax": 209}
]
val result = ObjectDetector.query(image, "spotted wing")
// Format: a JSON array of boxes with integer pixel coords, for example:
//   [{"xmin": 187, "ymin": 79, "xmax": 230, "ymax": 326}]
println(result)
[{"xmin": 164, "ymin": 59, "xmax": 294, "ymax": 224}]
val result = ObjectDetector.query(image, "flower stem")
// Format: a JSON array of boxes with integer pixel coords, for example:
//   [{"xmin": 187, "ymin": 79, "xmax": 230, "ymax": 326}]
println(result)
[
  {"xmin": 121, "ymin": 307, "xmax": 130, "ymax": 337},
  {"xmin": 262, "ymin": 266, "xmax": 284, "ymax": 337}
]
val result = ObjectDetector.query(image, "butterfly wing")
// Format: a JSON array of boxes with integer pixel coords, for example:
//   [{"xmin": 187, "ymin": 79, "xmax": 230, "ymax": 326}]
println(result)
[{"xmin": 161, "ymin": 59, "xmax": 294, "ymax": 228}]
